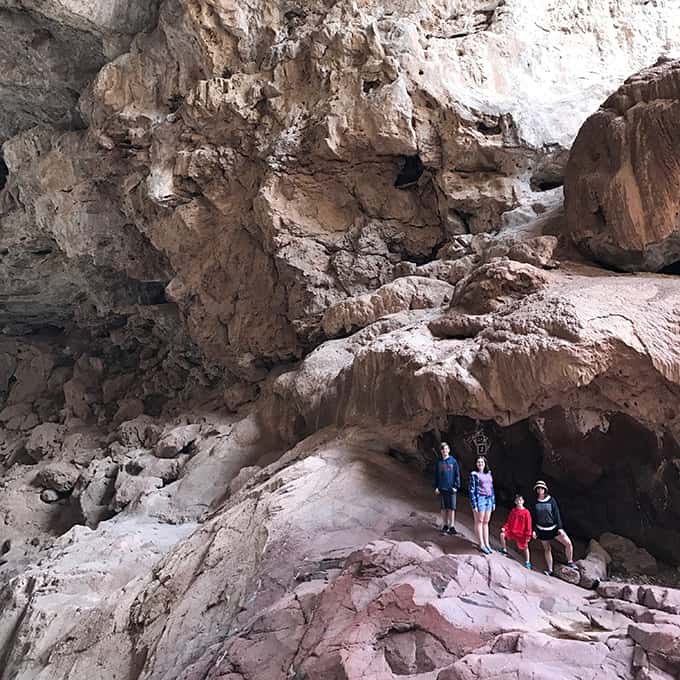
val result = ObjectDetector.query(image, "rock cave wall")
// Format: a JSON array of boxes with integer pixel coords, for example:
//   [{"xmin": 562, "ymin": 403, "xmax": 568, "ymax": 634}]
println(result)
[{"xmin": 1, "ymin": 1, "xmax": 680, "ymax": 679}]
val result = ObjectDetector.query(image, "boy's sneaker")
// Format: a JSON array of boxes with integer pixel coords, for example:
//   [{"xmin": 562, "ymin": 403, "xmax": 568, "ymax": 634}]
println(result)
[
  {"xmin": 440, "ymin": 525, "xmax": 449, "ymax": 534},
  {"xmin": 543, "ymin": 570, "xmax": 553, "ymax": 577},
  {"xmin": 447, "ymin": 526, "xmax": 457, "ymax": 535},
  {"xmin": 566, "ymin": 561, "xmax": 579, "ymax": 571},
  {"xmin": 525, "ymin": 561, "xmax": 532, "ymax": 570},
  {"xmin": 497, "ymin": 548, "xmax": 508, "ymax": 556}
]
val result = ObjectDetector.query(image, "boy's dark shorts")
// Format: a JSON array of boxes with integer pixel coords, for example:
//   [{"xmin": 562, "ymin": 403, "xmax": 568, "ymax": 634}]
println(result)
[{"xmin": 439, "ymin": 490, "xmax": 457, "ymax": 511}]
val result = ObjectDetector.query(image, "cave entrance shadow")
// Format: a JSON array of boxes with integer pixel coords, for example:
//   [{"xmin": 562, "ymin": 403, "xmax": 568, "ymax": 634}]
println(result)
[{"xmin": 418, "ymin": 410, "xmax": 680, "ymax": 566}]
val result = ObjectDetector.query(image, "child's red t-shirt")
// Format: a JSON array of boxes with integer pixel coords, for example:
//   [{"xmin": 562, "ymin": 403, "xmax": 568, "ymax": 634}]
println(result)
[{"xmin": 503, "ymin": 507, "xmax": 532, "ymax": 542}]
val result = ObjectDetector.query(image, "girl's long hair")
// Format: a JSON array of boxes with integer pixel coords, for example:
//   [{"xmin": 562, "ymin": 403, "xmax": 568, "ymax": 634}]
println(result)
[{"xmin": 475, "ymin": 455, "xmax": 490, "ymax": 474}]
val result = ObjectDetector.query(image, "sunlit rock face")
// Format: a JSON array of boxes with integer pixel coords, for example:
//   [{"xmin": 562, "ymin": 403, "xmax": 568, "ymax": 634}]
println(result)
[{"xmin": 1, "ymin": 1, "xmax": 680, "ymax": 679}]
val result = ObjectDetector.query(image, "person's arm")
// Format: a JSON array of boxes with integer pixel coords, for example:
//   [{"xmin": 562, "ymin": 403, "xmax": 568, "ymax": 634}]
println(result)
[
  {"xmin": 490, "ymin": 474, "xmax": 496, "ymax": 510},
  {"xmin": 453, "ymin": 459, "xmax": 460, "ymax": 491},
  {"xmin": 552, "ymin": 498, "xmax": 564, "ymax": 530},
  {"xmin": 530, "ymin": 504, "xmax": 537, "ymax": 539},
  {"xmin": 502, "ymin": 510, "xmax": 511, "ymax": 533},
  {"xmin": 524, "ymin": 510, "xmax": 533, "ymax": 541},
  {"xmin": 469, "ymin": 472, "xmax": 478, "ymax": 510}
]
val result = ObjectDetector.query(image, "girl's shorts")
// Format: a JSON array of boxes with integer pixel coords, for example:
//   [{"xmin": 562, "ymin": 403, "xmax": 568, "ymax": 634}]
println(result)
[{"xmin": 475, "ymin": 495, "xmax": 495, "ymax": 512}]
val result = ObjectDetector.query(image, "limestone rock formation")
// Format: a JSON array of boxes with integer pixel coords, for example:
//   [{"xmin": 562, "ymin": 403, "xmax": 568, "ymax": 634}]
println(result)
[
  {"xmin": 1, "ymin": 1, "xmax": 680, "ymax": 679},
  {"xmin": 565, "ymin": 58, "xmax": 680, "ymax": 271}
]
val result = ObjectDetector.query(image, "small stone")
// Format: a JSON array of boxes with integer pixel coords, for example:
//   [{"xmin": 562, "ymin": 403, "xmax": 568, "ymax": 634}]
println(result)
[{"xmin": 40, "ymin": 489, "xmax": 59, "ymax": 503}]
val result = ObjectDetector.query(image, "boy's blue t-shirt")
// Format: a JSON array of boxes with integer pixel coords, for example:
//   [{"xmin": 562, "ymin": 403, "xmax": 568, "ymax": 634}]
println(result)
[{"xmin": 433, "ymin": 456, "xmax": 461, "ymax": 492}]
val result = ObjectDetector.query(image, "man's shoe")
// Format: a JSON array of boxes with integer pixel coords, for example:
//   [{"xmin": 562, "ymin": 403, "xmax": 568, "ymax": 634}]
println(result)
[
  {"xmin": 543, "ymin": 570, "xmax": 554, "ymax": 577},
  {"xmin": 447, "ymin": 526, "xmax": 457, "ymax": 535}
]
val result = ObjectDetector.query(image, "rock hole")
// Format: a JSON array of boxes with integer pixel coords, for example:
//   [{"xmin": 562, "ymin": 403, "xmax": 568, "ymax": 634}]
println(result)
[
  {"xmin": 362, "ymin": 79, "xmax": 381, "ymax": 93},
  {"xmin": 476, "ymin": 120, "xmax": 501, "ymax": 135},
  {"xmin": 31, "ymin": 247, "xmax": 53, "ymax": 256},
  {"xmin": 139, "ymin": 283, "xmax": 168, "ymax": 305},
  {"xmin": 30, "ymin": 325, "xmax": 65, "ymax": 337},
  {"xmin": 531, "ymin": 178, "xmax": 563, "ymax": 192},
  {"xmin": 0, "ymin": 155, "xmax": 8, "ymax": 191},
  {"xmin": 126, "ymin": 461, "xmax": 144, "ymax": 476},
  {"xmin": 144, "ymin": 393, "xmax": 167, "ymax": 417},
  {"xmin": 394, "ymin": 155, "xmax": 424, "ymax": 190},
  {"xmin": 167, "ymin": 94, "xmax": 184, "ymax": 113}
]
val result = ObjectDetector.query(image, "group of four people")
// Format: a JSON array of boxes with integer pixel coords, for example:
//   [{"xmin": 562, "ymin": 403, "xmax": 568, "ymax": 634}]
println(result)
[{"xmin": 433, "ymin": 442, "xmax": 577, "ymax": 574}]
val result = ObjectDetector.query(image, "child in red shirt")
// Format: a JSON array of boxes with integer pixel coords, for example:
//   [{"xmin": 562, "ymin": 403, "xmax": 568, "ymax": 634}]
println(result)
[{"xmin": 499, "ymin": 494, "xmax": 533, "ymax": 569}]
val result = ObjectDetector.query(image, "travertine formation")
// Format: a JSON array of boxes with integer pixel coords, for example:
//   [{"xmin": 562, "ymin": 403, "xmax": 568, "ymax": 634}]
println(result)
[{"xmin": 1, "ymin": 1, "xmax": 680, "ymax": 678}]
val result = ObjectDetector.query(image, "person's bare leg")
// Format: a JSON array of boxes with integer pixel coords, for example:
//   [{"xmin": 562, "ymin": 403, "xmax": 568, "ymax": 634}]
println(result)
[
  {"xmin": 542, "ymin": 541, "xmax": 553, "ymax": 572},
  {"xmin": 500, "ymin": 528, "xmax": 507, "ymax": 551},
  {"xmin": 482, "ymin": 510, "xmax": 491, "ymax": 549},
  {"xmin": 556, "ymin": 532, "xmax": 574, "ymax": 562},
  {"xmin": 523, "ymin": 546, "xmax": 531, "ymax": 564},
  {"xmin": 439, "ymin": 508, "xmax": 446, "ymax": 528},
  {"xmin": 447, "ymin": 509, "xmax": 454, "ymax": 528},
  {"xmin": 474, "ymin": 511, "xmax": 484, "ymax": 547}
]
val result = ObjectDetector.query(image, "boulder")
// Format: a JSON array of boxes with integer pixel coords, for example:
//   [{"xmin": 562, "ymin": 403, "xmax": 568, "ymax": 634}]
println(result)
[
  {"xmin": 565, "ymin": 59, "xmax": 680, "ymax": 271},
  {"xmin": 154, "ymin": 425, "xmax": 201, "ymax": 459},
  {"xmin": 110, "ymin": 471, "xmax": 163, "ymax": 513},
  {"xmin": 71, "ymin": 458, "xmax": 119, "ymax": 527},
  {"xmin": 40, "ymin": 489, "xmax": 60, "ymax": 504},
  {"xmin": 24, "ymin": 423, "xmax": 67, "ymax": 462},
  {"xmin": 33, "ymin": 463, "xmax": 80, "ymax": 494},
  {"xmin": 599, "ymin": 533, "xmax": 657, "ymax": 577},
  {"xmin": 117, "ymin": 416, "xmax": 162, "ymax": 449},
  {"xmin": 628, "ymin": 623, "xmax": 680, "ymax": 657},
  {"xmin": 452, "ymin": 259, "xmax": 549, "ymax": 314},
  {"xmin": 575, "ymin": 539, "xmax": 611, "ymax": 589},
  {"xmin": 322, "ymin": 277, "xmax": 454, "ymax": 337}
]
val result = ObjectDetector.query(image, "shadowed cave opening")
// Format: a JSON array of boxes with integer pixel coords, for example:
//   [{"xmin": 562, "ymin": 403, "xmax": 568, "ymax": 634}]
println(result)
[
  {"xmin": 659, "ymin": 260, "xmax": 680, "ymax": 275},
  {"xmin": 419, "ymin": 409, "xmax": 680, "ymax": 564},
  {"xmin": 0, "ymin": 154, "xmax": 8, "ymax": 191},
  {"xmin": 394, "ymin": 154, "xmax": 424, "ymax": 190}
]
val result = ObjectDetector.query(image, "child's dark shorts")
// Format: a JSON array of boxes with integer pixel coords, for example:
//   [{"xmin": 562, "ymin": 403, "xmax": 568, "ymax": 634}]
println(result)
[
  {"xmin": 536, "ymin": 527, "xmax": 560, "ymax": 541},
  {"xmin": 440, "ymin": 490, "xmax": 457, "ymax": 511}
]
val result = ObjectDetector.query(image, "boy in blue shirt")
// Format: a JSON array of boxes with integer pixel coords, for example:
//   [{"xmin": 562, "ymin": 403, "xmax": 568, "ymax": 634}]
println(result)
[{"xmin": 433, "ymin": 442, "xmax": 461, "ymax": 535}]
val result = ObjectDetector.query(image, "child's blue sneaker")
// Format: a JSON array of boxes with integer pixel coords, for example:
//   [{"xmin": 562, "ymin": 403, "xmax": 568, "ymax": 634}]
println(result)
[{"xmin": 525, "ymin": 561, "xmax": 531, "ymax": 570}]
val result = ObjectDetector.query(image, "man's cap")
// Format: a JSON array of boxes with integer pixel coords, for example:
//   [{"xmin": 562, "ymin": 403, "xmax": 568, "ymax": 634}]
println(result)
[{"xmin": 533, "ymin": 480, "xmax": 548, "ymax": 491}]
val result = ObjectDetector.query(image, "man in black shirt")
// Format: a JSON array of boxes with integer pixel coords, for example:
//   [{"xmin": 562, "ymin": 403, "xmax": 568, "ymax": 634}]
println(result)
[{"xmin": 532, "ymin": 480, "xmax": 578, "ymax": 576}]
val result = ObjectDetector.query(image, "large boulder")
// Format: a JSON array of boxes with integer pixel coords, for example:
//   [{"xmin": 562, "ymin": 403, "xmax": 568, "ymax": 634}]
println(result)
[
  {"xmin": 599, "ymin": 533, "xmax": 658, "ymax": 577},
  {"xmin": 565, "ymin": 59, "xmax": 680, "ymax": 271}
]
